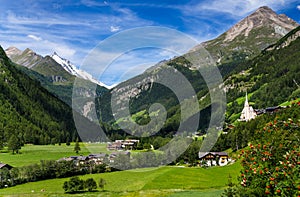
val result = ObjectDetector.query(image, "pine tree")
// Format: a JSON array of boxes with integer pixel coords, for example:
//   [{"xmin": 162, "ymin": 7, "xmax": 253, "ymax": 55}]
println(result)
[{"xmin": 74, "ymin": 138, "xmax": 80, "ymax": 154}]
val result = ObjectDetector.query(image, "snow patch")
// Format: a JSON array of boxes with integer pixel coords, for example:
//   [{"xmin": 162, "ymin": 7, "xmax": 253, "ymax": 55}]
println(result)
[{"xmin": 50, "ymin": 52, "xmax": 112, "ymax": 89}]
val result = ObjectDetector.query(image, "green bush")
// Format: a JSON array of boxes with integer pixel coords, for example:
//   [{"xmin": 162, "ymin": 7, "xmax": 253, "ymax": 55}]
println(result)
[
  {"xmin": 233, "ymin": 118, "xmax": 300, "ymax": 196},
  {"xmin": 63, "ymin": 177, "xmax": 100, "ymax": 193},
  {"xmin": 63, "ymin": 177, "xmax": 84, "ymax": 193},
  {"xmin": 84, "ymin": 178, "xmax": 97, "ymax": 192}
]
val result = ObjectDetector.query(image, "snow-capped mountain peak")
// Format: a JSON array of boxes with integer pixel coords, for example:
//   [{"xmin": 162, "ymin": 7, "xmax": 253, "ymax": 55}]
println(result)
[{"xmin": 50, "ymin": 52, "xmax": 113, "ymax": 89}]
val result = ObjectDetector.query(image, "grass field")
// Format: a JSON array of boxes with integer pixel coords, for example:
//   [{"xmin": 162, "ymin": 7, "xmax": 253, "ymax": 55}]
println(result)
[
  {"xmin": 0, "ymin": 143, "xmax": 109, "ymax": 167},
  {"xmin": 0, "ymin": 162, "xmax": 241, "ymax": 197}
]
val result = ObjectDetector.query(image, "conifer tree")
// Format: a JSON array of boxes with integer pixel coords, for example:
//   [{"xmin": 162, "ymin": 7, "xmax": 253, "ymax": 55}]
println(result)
[{"xmin": 74, "ymin": 138, "xmax": 80, "ymax": 154}]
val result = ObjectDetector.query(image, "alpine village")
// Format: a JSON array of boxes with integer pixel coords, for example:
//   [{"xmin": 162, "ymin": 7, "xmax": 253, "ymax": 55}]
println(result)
[{"xmin": 0, "ymin": 3, "xmax": 300, "ymax": 197}]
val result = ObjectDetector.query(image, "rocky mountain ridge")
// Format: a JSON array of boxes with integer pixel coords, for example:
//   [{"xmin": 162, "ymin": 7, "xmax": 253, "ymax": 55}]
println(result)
[
  {"xmin": 4, "ymin": 47, "xmax": 108, "ymax": 106},
  {"xmin": 197, "ymin": 6, "xmax": 299, "ymax": 64}
]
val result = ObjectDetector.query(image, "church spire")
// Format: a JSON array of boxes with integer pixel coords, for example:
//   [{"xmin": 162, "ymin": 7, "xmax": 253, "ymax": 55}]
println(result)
[
  {"xmin": 244, "ymin": 92, "xmax": 249, "ymax": 107},
  {"xmin": 239, "ymin": 91, "xmax": 257, "ymax": 121}
]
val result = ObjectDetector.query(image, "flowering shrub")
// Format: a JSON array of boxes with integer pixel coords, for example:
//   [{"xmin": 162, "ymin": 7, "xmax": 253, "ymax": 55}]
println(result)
[{"xmin": 236, "ymin": 118, "xmax": 300, "ymax": 196}]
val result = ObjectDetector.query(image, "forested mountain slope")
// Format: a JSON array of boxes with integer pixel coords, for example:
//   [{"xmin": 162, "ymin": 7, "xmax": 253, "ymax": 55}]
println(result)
[
  {"xmin": 0, "ymin": 45, "xmax": 77, "ymax": 146},
  {"xmin": 97, "ymin": 24, "xmax": 300, "ymax": 139}
]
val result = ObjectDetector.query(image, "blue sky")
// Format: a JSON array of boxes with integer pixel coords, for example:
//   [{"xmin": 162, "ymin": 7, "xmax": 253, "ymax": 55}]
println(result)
[{"xmin": 1, "ymin": 0, "xmax": 300, "ymax": 85}]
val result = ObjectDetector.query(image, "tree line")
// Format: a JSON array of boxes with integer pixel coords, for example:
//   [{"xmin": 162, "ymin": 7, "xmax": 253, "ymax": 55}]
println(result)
[{"xmin": 0, "ymin": 160, "xmax": 108, "ymax": 189}]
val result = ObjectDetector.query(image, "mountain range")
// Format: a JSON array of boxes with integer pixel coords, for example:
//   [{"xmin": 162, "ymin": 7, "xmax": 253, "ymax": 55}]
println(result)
[
  {"xmin": 2, "ymin": 6, "xmax": 300, "ymax": 141},
  {"xmin": 95, "ymin": 6, "xmax": 300, "ymax": 137},
  {"xmin": 5, "ymin": 47, "xmax": 107, "ymax": 87},
  {"xmin": 5, "ymin": 47, "xmax": 108, "ymax": 106}
]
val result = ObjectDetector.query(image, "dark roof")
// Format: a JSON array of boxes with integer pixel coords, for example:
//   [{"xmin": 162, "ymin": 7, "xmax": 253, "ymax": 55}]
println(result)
[
  {"xmin": 266, "ymin": 106, "xmax": 281, "ymax": 112},
  {"xmin": 88, "ymin": 153, "xmax": 106, "ymax": 158},
  {"xmin": 0, "ymin": 163, "xmax": 13, "ymax": 170},
  {"xmin": 198, "ymin": 152, "xmax": 228, "ymax": 159}
]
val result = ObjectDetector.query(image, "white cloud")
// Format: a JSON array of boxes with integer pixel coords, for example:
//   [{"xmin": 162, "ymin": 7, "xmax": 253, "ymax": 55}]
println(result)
[
  {"xmin": 182, "ymin": 0, "xmax": 293, "ymax": 17},
  {"xmin": 80, "ymin": 0, "xmax": 108, "ymax": 7},
  {"xmin": 297, "ymin": 5, "xmax": 300, "ymax": 10},
  {"xmin": 110, "ymin": 25, "xmax": 120, "ymax": 32},
  {"xmin": 1, "ymin": 4, "xmax": 153, "ymax": 67},
  {"xmin": 6, "ymin": 10, "xmax": 90, "ymax": 26},
  {"xmin": 27, "ymin": 34, "xmax": 42, "ymax": 41}
]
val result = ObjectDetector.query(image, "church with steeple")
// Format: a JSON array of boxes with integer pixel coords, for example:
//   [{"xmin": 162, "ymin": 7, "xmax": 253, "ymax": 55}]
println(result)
[{"xmin": 239, "ymin": 93, "xmax": 257, "ymax": 121}]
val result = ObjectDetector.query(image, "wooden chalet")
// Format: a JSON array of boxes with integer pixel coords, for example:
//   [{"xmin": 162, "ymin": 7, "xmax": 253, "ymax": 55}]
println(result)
[{"xmin": 198, "ymin": 152, "xmax": 229, "ymax": 166}]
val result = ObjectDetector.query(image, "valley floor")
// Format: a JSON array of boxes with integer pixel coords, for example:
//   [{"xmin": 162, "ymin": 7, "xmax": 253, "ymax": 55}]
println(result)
[{"xmin": 0, "ymin": 163, "xmax": 241, "ymax": 196}]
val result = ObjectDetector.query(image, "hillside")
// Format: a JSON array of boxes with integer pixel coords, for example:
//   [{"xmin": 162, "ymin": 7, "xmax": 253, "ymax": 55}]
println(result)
[
  {"xmin": 225, "ymin": 26, "xmax": 300, "ymax": 122},
  {"xmin": 97, "ymin": 9, "xmax": 300, "ymax": 138},
  {"xmin": 0, "ymin": 45, "xmax": 77, "ymax": 146}
]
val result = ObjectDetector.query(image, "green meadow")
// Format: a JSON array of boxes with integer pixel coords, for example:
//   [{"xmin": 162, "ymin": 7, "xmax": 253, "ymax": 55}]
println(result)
[
  {"xmin": 0, "ymin": 162, "xmax": 241, "ymax": 196},
  {"xmin": 0, "ymin": 143, "xmax": 241, "ymax": 196},
  {"xmin": 0, "ymin": 143, "xmax": 109, "ymax": 167}
]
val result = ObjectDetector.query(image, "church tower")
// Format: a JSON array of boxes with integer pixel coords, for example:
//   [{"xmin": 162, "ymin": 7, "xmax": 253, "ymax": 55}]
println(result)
[{"xmin": 239, "ymin": 92, "xmax": 256, "ymax": 121}]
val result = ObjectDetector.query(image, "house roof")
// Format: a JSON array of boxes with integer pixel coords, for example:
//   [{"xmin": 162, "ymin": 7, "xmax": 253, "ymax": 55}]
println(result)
[
  {"xmin": 77, "ymin": 156, "xmax": 88, "ymax": 160},
  {"xmin": 266, "ymin": 106, "xmax": 281, "ymax": 112},
  {"xmin": 88, "ymin": 153, "xmax": 106, "ymax": 158},
  {"xmin": 198, "ymin": 152, "xmax": 228, "ymax": 159},
  {"xmin": 0, "ymin": 163, "xmax": 13, "ymax": 170}
]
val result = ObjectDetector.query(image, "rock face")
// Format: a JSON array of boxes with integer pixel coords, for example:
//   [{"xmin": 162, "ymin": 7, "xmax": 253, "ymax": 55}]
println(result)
[
  {"xmin": 4, "ymin": 46, "xmax": 22, "ymax": 58},
  {"xmin": 265, "ymin": 26, "xmax": 300, "ymax": 51},
  {"xmin": 196, "ymin": 6, "xmax": 299, "ymax": 64},
  {"xmin": 6, "ymin": 47, "xmax": 43, "ymax": 68},
  {"xmin": 224, "ymin": 6, "xmax": 297, "ymax": 42},
  {"xmin": 5, "ymin": 47, "xmax": 71, "ymax": 82}
]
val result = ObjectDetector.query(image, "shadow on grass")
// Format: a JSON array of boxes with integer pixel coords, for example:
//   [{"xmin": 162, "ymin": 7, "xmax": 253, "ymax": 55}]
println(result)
[{"xmin": 65, "ymin": 189, "xmax": 105, "ymax": 194}]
